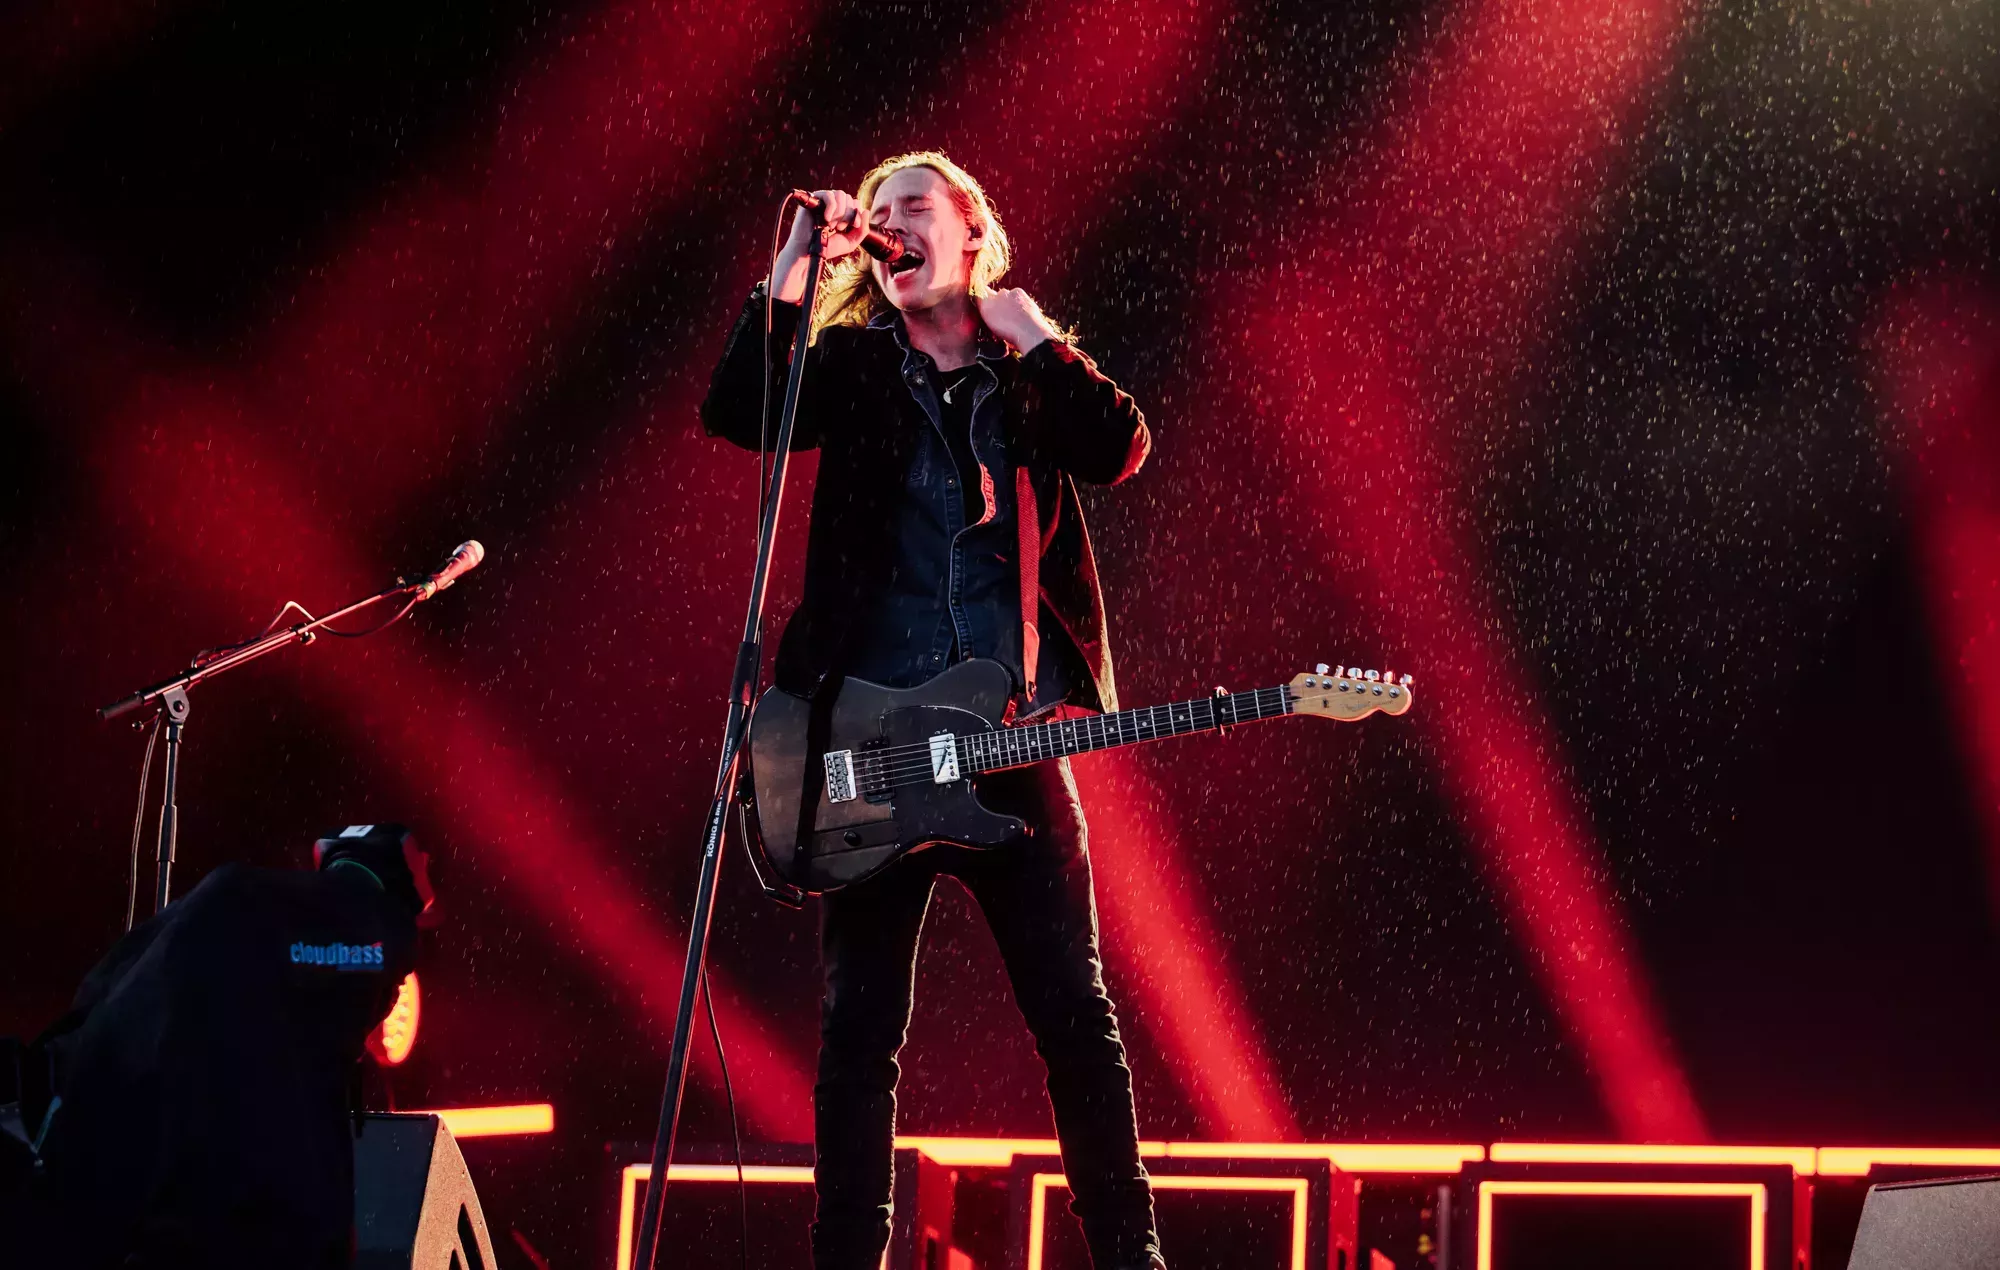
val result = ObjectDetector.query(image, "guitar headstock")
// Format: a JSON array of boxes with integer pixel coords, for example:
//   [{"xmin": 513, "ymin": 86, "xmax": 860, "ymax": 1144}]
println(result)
[{"xmin": 1289, "ymin": 663, "xmax": 1414, "ymax": 720}]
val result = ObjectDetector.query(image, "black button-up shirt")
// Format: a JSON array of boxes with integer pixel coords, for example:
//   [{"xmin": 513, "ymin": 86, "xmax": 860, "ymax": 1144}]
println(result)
[{"xmin": 844, "ymin": 310, "xmax": 1079, "ymax": 713}]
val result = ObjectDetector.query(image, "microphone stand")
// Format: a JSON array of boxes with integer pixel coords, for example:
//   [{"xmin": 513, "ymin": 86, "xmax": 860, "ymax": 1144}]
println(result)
[
  {"xmin": 100, "ymin": 579, "xmax": 423, "ymax": 914},
  {"xmin": 630, "ymin": 218, "xmax": 824, "ymax": 1270}
]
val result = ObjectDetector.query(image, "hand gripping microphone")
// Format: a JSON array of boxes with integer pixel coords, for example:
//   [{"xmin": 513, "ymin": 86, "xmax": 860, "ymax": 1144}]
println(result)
[
  {"xmin": 791, "ymin": 190, "xmax": 907, "ymax": 264},
  {"xmin": 412, "ymin": 540, "xmax": 484, "ymax": 601}
]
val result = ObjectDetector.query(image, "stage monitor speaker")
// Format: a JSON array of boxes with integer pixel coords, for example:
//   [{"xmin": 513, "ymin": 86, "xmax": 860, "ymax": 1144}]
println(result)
[
  {"xmin": 354, "ymin": 1113, "xmax": 499, "ymax": 1270},
  {"xmin": 1847, "ymin": 1173, "xmax": 2000, "ymax": 1270}
]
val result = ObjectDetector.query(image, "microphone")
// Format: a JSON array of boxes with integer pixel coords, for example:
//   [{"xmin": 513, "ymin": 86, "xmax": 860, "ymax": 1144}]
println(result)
[
  {"xmin": 791, "ymin": 190, "xmax": 907, "ymax": 264},
  {"xmin": 412, "ymin": 540, "xmax": 485, "ymax": 601}
]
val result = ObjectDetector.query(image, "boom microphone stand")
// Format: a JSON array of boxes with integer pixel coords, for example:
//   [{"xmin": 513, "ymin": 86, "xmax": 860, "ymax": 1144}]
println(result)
[
  {"xmin": 630, "ymin": 211, "xmax": 827, "ymax": 1270},
  {"xmin": 99, "ymin": 540, "xmax": 483, "ymax": 914}
]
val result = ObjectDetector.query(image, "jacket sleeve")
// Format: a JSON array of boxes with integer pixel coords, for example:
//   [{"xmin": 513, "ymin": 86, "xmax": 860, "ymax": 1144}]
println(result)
[
  {"xmin": 700, "ymin": 281, "xmax": 827, "ymax": 452},
  {"xmin": 1016, "ymin": 339, "xmax": 1150, "ymax": 485}
]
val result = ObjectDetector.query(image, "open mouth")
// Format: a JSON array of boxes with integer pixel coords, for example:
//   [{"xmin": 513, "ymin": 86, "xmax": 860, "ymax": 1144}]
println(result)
[{"xmin": 888, "ymin": 250, "xmax": 925, "ymax": 277}]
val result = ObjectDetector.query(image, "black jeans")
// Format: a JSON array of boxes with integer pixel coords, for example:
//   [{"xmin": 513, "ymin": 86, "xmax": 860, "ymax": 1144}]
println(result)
[{"xmin": 811, "ymin": 758, "xmax": 1159, "ymax": 1269}]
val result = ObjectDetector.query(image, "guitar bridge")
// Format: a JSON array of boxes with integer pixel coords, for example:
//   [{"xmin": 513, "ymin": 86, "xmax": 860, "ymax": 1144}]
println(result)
[{"xmin": 823, "ymin": 749, "xmax": 857, "ymax": 804}]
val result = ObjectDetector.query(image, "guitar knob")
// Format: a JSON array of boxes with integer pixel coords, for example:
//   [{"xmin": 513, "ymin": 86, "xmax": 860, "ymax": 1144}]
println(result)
[{"xmin": 1315, "ymin": 662, "xmax": 1330, "ymax": 676}]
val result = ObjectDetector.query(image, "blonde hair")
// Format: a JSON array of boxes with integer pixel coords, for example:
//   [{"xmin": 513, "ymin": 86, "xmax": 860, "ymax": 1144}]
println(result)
[{"xmin": 812, "ymin": 151, "xmax": 1012, "ymax": 337}]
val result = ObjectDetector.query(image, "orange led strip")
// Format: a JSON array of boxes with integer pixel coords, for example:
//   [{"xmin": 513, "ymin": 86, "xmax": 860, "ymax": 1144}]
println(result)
[
  {"xmin": 1476, "ymin": 1180, "xmax": 1767, "ymax": 1270},
  {"xmin": 894, "ymin": 1135, "xmax": 1073, "ymax": 1166},
  {"xmin": 1165, "ymin": 1141, "xmax": 1486, "ymax": 1173},
  {"xmin": 616, "ymin": 1163, "xmax": 823, "ymax": 1270},
  {"xmin": 606, "ymin": 1137, "xmax": 2000, "ymax": 1269},
  {"xmin": 890, "ymin": 1136, "xmax": 1482, "ymax": 1172},
  {"xmin": 1817, "ymin": 1147, "xmax": 2000, "ymax": 1176},
  {"xmin": 1490, "ymin": 1142, "xmax": 1816, "ymax": 1174},
  {"xmin": 1028, "ymin": 1173, "xmax": 1309, "ymax": 1270},
  {"xmin": 420, "ymin": 1103, "xmax": 554, "ymax": 1138}
]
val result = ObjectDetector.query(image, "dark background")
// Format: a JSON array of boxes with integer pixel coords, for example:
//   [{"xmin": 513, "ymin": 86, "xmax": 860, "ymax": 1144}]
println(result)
[{"xmin": 4, "ymin": 0, "xmax": 1999, "ymax": 1261}]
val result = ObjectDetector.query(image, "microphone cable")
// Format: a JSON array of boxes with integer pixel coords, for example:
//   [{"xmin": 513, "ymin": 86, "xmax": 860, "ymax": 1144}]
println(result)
[
  {"xmin": 702, "ymin": 955, "xmax": 751, "ymax": 1270},
  {"xmin": 122, "ymin": 713, "xmax": 163, "ymax": 933}
]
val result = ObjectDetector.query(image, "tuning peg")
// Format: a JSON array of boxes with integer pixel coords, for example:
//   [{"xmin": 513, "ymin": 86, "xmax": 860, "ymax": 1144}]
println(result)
[
  {"xmin": 1365, "ymin": 669, "xmax": 1380, "ymax": 682},
  {"xmin": 1400, "ymin": 674, "xmax": 1414, "ymax": 686},
  {"xmin": 1315, "ymin": 662, "xmax": 1330, "ymax": 676},
  {"xmin": 1383, "ymin": 669, "xmax": 1394, "ymax": 684}
]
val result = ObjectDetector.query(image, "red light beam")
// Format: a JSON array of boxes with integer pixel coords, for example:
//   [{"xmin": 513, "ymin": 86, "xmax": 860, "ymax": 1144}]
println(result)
[
  {"xmin": 1872, "ymin": 281, "xmax": 2000, "ymax": 916},
  {"xmin": 1194, "ymin": 0, "xmax": 1704, "ymax": 1140}
]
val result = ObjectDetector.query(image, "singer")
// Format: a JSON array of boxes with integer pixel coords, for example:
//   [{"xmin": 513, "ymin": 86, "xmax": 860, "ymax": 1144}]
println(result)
[{"xmin": 701, "ymin": 152, "xmax": 1162, "ymax": 1270}]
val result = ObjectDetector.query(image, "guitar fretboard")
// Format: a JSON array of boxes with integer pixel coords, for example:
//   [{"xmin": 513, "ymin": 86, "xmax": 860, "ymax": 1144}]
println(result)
[{"xmin": 959, "ymin": 685, "xmax": 1294, "ymax": 773}]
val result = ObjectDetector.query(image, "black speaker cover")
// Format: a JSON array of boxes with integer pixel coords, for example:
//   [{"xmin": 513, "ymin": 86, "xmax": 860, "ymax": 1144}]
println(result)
[
  {"xmin": 353, "ymin": 1114, "xmax": 498, "ymax": 1270},
  {"xmin": 1848, "ymin": 1173, "xmax": 2000, "ymax": 1270}
]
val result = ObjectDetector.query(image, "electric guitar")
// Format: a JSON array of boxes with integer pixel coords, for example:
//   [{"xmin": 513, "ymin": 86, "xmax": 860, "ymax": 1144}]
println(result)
[{"xmin": 747, "ymin": 657, "xmax": 1414, "ymax": 893}]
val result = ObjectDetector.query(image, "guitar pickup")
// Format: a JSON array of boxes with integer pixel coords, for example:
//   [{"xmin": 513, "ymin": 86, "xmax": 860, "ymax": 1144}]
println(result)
[
  {"xmin": 823, "ymin": 749, "xmax": 857, "ymax": 803},
  {"xmin": 929, "ymin": 733, "xmax": 960, "ymax": 784}
]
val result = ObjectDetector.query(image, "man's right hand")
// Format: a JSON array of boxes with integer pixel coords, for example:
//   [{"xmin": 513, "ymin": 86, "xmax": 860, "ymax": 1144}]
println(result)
[{"xmin": 773, "ymin": 188, "xmax": 867, "ymax": 303}]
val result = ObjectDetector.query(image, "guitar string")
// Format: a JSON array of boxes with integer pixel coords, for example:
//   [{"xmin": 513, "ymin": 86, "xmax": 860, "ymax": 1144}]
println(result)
[
  {"xmin": 859, "ymin": 721, "xmax": 1293, "ymax": 796},
  {"xmin": 834, "ymin": 687, "xmax": 1294, "ymax": 770},
  {"xmin": 845, "ymin": 689, "xmax": 1299, "ymax": 776},
  {"xmin": 814, "ymin": 673, "xmax": 1393, "ymax": 773},
  {"xmin": 840, "ymin": 688, "xmax": 1290, "ymax": 770},
  {"xmin": 841, "ymin": 689, "xmax": 1301, "ymax": 785},
  {"xmin": 848, "ymin": 689, "xmax": 1393, "ymax": 788}
]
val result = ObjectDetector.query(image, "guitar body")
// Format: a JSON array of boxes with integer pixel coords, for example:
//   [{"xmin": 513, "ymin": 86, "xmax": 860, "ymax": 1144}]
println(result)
[{"xmin": 747, "ymin": 658, "xmax": 1029, "ymax": 894}]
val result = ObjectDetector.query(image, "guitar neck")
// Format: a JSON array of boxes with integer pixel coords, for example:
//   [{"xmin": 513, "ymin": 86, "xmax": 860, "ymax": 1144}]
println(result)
[{"xmin": 960, "ymin": 685, "xmax": 1294, "ymax": 774}]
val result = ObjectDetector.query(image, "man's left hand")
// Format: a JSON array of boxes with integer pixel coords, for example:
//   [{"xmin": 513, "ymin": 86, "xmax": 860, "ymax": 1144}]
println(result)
[{"xmin": 977, "ymin": 288, "xmax": 1060, "ymax": 354}]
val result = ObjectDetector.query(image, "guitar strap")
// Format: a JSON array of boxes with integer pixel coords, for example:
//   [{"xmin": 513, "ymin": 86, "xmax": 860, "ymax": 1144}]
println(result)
[{"xmin": 1015, "ymin": 465, "xmax": 1042, "ymax": 696}]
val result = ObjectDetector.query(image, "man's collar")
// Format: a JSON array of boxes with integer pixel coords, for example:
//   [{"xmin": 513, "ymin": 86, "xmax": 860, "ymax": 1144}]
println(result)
[{"xmin": 869, "ymin": 304, "xmax": 1011, "ymax": 363}]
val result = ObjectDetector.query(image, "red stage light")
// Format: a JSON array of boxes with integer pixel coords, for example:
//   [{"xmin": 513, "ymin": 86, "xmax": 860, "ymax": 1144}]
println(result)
[
  {"xmin": 1873, "ymin": 285, "xmax": 2000, "ymax": 916},
  {"xmin": 1074, "ymin": 754, "xmax": 1296, "ymax": 1139},
  {"xmin": 7, "ymin": 0, "xmax": 843, "ymax": 1140},
  {"xmin": 1193, "ymin": 0, "xmax": 1705, "ymax": 1141}
]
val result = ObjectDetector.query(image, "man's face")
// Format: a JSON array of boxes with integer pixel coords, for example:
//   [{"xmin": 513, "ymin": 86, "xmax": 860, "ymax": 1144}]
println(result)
[{"xmin": 868, "ymin": 166, "xmax": 979, "ymax": 314}]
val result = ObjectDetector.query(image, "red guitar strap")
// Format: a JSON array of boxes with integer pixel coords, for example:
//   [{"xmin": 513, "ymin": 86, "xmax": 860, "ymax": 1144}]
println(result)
[{"xmin": 1015, "ymin": 465, "xmax": 1042, "ymax": 697}]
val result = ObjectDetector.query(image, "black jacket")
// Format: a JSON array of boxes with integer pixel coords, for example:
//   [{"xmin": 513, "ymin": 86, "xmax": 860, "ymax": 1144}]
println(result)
[{"xmin": 700, "ymin": 285, "xmax": 1150, "ymax": 712}]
